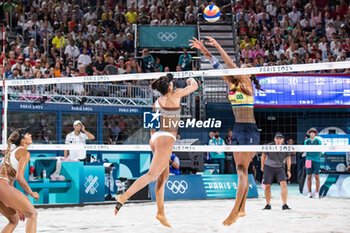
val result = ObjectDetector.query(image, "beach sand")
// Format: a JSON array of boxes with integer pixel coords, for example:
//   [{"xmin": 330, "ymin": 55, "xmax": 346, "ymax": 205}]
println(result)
[{"xmin": 1, "ymin": 191, "xmax": 349, "ymax": 233}]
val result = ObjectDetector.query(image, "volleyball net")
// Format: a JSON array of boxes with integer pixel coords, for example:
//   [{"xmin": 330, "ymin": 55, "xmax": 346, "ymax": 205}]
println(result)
[{"xmin": 2, "ymin": 61, "xmax": 350, "ymax": 155}]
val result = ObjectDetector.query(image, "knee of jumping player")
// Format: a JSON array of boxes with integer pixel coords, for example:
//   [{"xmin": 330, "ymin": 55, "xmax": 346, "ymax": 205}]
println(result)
[
  {"xmin": 146, "ymin": 170, "xmax": 162, "ymax": 182},
  {"xmin": 236, "ymin": 164, "xmax": 248, "ymax": 175}
]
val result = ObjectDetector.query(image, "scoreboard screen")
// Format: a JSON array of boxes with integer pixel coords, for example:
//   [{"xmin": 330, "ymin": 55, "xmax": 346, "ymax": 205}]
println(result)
[{"xmin": 255, "ymin": 74, "xmax": 350, "ymax": 106}]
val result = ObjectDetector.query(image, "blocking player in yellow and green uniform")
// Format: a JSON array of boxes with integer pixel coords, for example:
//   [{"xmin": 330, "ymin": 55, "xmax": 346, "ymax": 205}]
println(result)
[{"xmin": 190, "ymin": 36, "xmax": 262, "ymax": 226}]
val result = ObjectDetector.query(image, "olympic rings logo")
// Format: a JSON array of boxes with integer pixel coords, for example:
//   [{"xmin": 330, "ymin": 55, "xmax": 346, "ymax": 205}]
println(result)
[
  {"xmin": 157, "ymin": 32, "xmax": 177, "ymax": 42},
  {"xmin": 166, "ymin": 180, "xmax": 188, "ymax": 194}
]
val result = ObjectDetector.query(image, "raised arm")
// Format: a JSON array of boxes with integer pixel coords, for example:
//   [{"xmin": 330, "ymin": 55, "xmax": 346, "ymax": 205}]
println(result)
[
  {"xmin": 189, "ymin": 37, "xmax": 232, "ymax": 85},
  {"xmin": 82, "ymin": 125, "xmax": 95, "ymax": 140},
  {"xmin": 205, "ymin": 36, "xmax": 253, "ymax": 92},
  {"xmin": 173, "ymin": 78, "xmax": 198, "ymax": 98},
  {"xmin": 205, "ymin": 36, "xmax": 238, "ymax": 69}
]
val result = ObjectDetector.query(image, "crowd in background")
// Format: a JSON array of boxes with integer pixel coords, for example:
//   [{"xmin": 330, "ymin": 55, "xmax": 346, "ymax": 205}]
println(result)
[
  {"xmin": 229, "ymin": 0, "xmax": 350, "ymax": 71},
  {"xmin": 1, "ymin": 0, "xmax": 349, "ymax": 90},
  {"xmin": 0, "ymin": 0, "xmax": 198, "ymax": 86}
]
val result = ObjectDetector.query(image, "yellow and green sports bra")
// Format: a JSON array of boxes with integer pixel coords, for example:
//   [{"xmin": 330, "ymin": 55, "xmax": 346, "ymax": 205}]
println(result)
[{"xmin": 228, "ymin": 83, "xmax": 254, "ymax": 108}]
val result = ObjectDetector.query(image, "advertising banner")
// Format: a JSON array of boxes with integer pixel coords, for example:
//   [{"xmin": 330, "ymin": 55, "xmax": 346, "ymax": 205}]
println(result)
[
  {"xmin": 149, "ymin": 174, "xmax": 258, "ymax": 200},
  {"xmin": 139, "ymin": 26, "xmax": 196, "ymax": 48},
  {"xmin": 202, "ymin": 174, "xmax": 259, "ymax": 198},
  {"xmin": 80, "ymin": 166, "xmax": 105, "ymax": 203},
  {"xmin": 303, "ymin": 174, "xmax": 350, "ymax": 197},
  {"xmin": 149, "ymin": 175, "xmax": 207, "ymax": 200}
]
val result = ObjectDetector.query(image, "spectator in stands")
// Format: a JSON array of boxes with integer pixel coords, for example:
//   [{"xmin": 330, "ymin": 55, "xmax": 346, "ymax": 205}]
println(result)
[
  {"xmin": 154, "ymin": 57, "xmax": 163, "ymax": 72},
  {"xmin": 129, "ymin": 58, "xmax": 142, "ymax": 73},
  {"xmin": 208, "ymin": 130, "xmax": 226, "ymax": 174},
  {"xmin": 93, "ymin": 53, "xmax": 107, "ymax": 75},
  {"xmin": 72, "ymin": 65, "xmax": 86, "ymax": 95},
  {"xmin": 139, "ymin": 6, "xmax": 150, "ymax": 24},
  {"xmin": 174, "ymin": 66, "xmax": 187, "ymax": 89},
  {"xmin": 8, "ymin": 67, "xmax": 20, "ymax": 80},
  {"xmin": 43, "ymin": 69, "xmax": 51, "ymax": 79},
  {"xmin": 102, "ymin": 7, "xmax": 114, "ymax": 27},
  {"xmin": 11, "ymin": 56, "xmax": 24, "ymax": 73},
  {"xmin": 185, "ymin": 14, "xmax": 197, "ymax": 25},
  {"xmin": 64, "ymin": 40, "xmax": 80, "ymax": 64},
  {"xmin": 8, "ymin": 51, "xmax": 16, "ymax": 66},
  {"xmin": 23, "ymin": 39, "xmax": 37, "ymax": 56},
  {"xmin": 178, "ymin": 48, "xmax": 192, "ymax": 71},
  {"xmin": 105, "ymin": 56, "xmax": 119, "ymax": 75},
  {"xmin": 51, "ymin": 31, "xmax": 66, "ymax": 59},
  {"xmin": 78, "ymin": 48, "xmax": 92, "ymax": 66},
  {"xmin": 64, "ymin": 120, "xmax": 95, "ymax": 164},
  {"xmin": 84, "ymin": 6, "xmax": 98, "ymax": 23},
  {"xmin": 116, "ymin": 30, "xmax": 126, "ymax": 46},
  {"xmin": 23, "ymin": 58, "xmax": 33, "ymax": 74},
  {"xmin": 117, "ymin": 56, "xmax": 126, "ymax": 74},
  {"xmin": 241, "ymin": 44, "xmax": 254, "ymax": 59},
  {"xmin": 4, "ymin": 63, "xmax": 12, "ymax": 79},
  {"xmin": 141, "ymin": 48, "xmax": 155, "ymax": 72},
  {"xmin": 95, "ymin": 35, "xmax": 107, "ymax": 51},
  {"xmin": 122, "ymin": 33, "xmax": 135, "ymax": 53},
  {"xmin": 22, "ymin": 68, "xmax": 33, "ymax": 80},
  {"xmin": 169, "ymin": 153, "xmax": 181, "ymax": 175},
  {"xmin": 161, "ymin": 12, "xmax": 174, "ymax": 25},
  {"xmin": 125, "ymin": 4, "xmax": 138, "ymax": 24},
  {"xmin": 53, "ymin": 62, "xmax": 62, "ymax": 77}
]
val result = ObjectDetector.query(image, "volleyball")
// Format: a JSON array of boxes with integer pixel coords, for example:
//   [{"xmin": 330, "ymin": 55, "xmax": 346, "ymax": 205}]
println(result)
[{"xmin": 203, "ymin": 5, "xmax": 221, "ymax": 23}]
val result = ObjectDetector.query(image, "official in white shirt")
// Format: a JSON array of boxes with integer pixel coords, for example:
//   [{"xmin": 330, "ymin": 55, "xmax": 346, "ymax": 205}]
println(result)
[{"xmin": 64, "ymin": 120, "xmax": 95, "ymax": 163}]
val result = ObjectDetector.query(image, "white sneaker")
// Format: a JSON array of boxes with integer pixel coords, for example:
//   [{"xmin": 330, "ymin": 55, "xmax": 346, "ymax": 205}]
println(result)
[
  {"xmin": 315, "ymin": 193, "xmax": 320, "ymax": 199},
  {"xmin": 308, "ymin": 193, "xmax": 312, "ymax": 198}
]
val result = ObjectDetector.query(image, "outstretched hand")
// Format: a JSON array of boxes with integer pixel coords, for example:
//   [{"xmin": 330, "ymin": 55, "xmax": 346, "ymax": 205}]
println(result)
[
  {"xmin": 205, "ymin": 36, "xmax": 220, "ymax": 47},
  {"xmin": 189, "ymin": 37, "xmax": 204, "ymax": 50}
]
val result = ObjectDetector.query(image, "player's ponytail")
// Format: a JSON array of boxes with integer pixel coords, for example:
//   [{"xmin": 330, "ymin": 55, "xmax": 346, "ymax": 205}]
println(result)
[{"xmin": 250, "ymin": 74, "xmax": 264, "ymax": 91}]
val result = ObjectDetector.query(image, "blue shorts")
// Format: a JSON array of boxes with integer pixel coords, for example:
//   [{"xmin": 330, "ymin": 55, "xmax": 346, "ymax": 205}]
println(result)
[
  {"xmin": 306, "ymin": 161, "xmax": 320, "ymax": 175},
  {"xmin": 232, "ymin": 123, "xmax": 260, "ymax": 145}
]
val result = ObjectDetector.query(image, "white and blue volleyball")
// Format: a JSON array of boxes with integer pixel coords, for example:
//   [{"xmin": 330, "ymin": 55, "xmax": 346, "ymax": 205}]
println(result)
[{"xmin": 203, "ymin": 5, "xmax": 221, "ymax": 23}]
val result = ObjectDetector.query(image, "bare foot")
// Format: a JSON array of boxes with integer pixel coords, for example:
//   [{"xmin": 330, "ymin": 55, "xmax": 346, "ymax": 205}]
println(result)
[
  {"xmin": 222, "ymin": 210, "xmax": 239, "ymax": 226},
  {"xmin": 238, "ymin": 211, "xmax": 246, "ymax": 218},
  {"xmin": 156, "ymin": 213, "xmax": 172, "ymax": 227},
  {"xmin": 114, "ymin": 194, "xmax": 127, "ymax": 215}
]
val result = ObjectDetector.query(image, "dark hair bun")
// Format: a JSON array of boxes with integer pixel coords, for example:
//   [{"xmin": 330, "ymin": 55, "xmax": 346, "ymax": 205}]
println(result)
[{"xmin": 151, "ymin": 74, "xmax": 174, "ymax": 95}]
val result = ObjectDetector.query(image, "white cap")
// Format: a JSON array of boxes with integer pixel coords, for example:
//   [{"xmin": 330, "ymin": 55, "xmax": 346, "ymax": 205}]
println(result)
[{"xmin": 73, "ymin": 120, "xmax": 82, "ymax": 126}]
